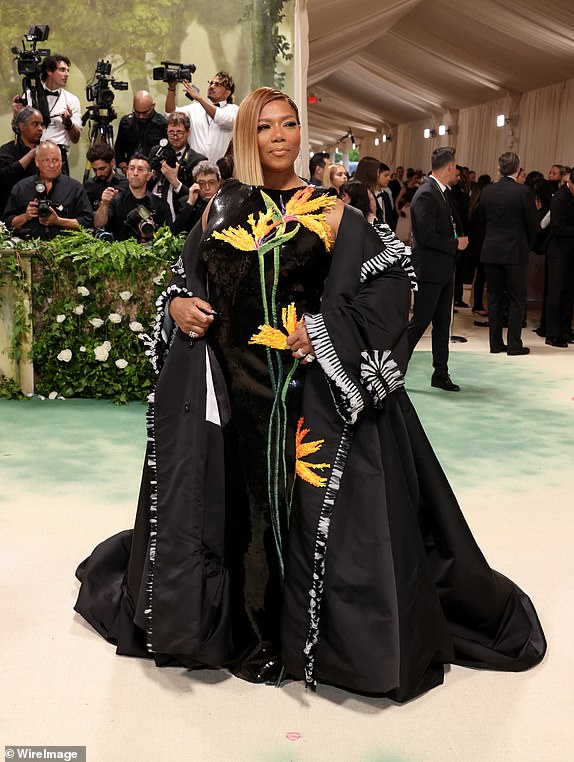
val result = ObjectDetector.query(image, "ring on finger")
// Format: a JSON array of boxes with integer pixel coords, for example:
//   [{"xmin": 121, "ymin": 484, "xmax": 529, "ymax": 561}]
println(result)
[
  {"xmin": 189, "ymin": 330, "xmax": 199, "ymax": 339},
  {"xmin": 295, "ymin": 348, "xmax": 308, "ymax": 359},
  {"xmin": 305, "ymin": 354, "xmax": 316, "ymax": 363}
]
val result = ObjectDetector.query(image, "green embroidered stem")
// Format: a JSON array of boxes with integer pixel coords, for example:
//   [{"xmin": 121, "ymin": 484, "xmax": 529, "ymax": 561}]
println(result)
[
  {"xmin": 281, "ymin": 359, "xmax": 299, "ymax": 522},
  {"xmin": 271, "ymin": 245, "xmax": 280, "ymax": 328}
]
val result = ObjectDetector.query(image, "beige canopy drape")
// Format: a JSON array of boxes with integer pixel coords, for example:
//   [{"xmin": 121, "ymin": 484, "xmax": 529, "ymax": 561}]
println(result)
[{"xmin": 295, "ymin": 0, "xmax": 574, "ymax": 175}]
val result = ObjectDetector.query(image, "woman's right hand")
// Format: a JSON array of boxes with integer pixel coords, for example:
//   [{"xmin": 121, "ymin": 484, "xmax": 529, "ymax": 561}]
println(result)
[{"xmin": 169, "ymin": 296, "xmax": 215, "ymax": 337}]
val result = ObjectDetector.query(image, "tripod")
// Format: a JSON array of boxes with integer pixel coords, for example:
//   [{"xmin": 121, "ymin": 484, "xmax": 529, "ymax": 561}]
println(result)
[{"xmin": 82, "ymin": 106, "xmax": 116, "ymax": 182}]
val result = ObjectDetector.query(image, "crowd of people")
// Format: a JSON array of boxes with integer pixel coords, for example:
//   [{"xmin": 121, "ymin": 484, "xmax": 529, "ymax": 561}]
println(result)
[
  {"xmin": 0, "ymin": 51, "xmax": 570, "ymax": 366},
  {"xmin": 0, "ymin": 53, "xmax": 237, "ymax": 243},
  {"xmin": 311, "ymin": 149, "xmax": 574, "ymax": 391}
]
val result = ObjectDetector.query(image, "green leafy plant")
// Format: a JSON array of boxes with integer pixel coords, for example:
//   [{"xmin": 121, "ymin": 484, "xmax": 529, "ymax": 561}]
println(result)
[{"xmin": 0, "ymin": 227, "xmax": 184, "ymax": 404}]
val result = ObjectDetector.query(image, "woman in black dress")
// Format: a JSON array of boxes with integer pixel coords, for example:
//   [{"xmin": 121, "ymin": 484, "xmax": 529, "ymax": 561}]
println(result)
[{"xmin": 75, "ymin": 88, "xmax": 546, "ymax": 703}]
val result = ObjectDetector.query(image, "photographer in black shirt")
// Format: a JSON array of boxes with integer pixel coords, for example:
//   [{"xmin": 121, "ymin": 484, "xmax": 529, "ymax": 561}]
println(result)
[
  {"xmin": 148, "ymin": 111, "xmax": 206, "ymax": 220},
  {"xmin": 83, "ymin": 142, "xmax": 128, "ymax": 210},
  {"xmin": 93, "ymin": 153, "xmax": 169, "ymax": 242},
  {"xmin": 114, "ymin": 91, "xmax": 167, "ymax": 172},
  {"xmin": 4, "ymin": 140, "xmax": 93, "ymax": 239}
]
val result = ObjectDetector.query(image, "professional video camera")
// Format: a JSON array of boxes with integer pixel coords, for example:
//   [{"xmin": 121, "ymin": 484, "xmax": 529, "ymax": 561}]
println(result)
[
  {"xmin": 152, "ymin": 61, "xmax": 196, "ymax": 84},
  {"xmin": 35, "ymin": 181, "xmax": 52, "ymax": 221},
  {"xmin": 149, "ymin": 139, "xmax": 177, "ymax": 173},
  {"xmin": 125, "ymin": 205, "xmax": 156, "ymax": 241},
  {"xmin": 83, "ymin": 59, "xmax": 128, "ymax": 126},
  {"xmin": 11, "ymin": 25, "xmax": 51, "ymax": 126}
]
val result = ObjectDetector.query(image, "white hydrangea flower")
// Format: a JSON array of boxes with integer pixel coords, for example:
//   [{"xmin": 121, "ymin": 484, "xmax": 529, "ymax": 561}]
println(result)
[
  {"xmin": 80, "ymin": 346, "xmax": 86, "ymax": 352},
  {"xmin": 108, "ymin": 313, "xmax": 122, "ymax": 324},
  {"xmin": 103, "ymin": 340, "xmax": 111, "ymax": 350},
  {"xmin": 129, "ymin": 321, "xmax": 144, "ymax": 333},
  {"xmin": 89, "ymin": 317, "xmax": 104, "ymax": 328},
  {"xmin": 56, "ymin": 314, "xmax": 66, "ymax": 323},
  {"xmin": 115, "ymin": 359, "xmax": 128, "ymax": 369},
  {"xmin": 73, "ymin": 304, "xmax": 85, "ymax": 315},
  {"xmin": 119, "ymin": 290, "xmax": 132, "ymax": 301},
  {"xmin": 77, "ymin": 286, "xmax": 90, "ymax": 297},
  {"xmin": 94, "ymin": 344, "xmax": 110, "ymax": 361},
  {"xmin": 48, "ymin": 391, "xmax": 58, "ymax": 399},
  {"xmin": 56, "ymin": 349, "xmax": 72, "ymax": 362},
  {"xmin": 152, "ymin": 271, "xmax": 166, "ymax": 285}
]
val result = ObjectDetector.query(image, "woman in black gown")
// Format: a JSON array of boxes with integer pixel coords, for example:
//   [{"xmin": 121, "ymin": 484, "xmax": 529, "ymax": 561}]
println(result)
[{"xmin": 75, "ymin": 87, "xmax": 546, "ymax": 703}]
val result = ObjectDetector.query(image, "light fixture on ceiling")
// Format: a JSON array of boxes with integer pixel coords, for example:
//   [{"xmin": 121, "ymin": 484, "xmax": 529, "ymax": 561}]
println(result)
[
  {"xmin": 423, "ymin": 128, "xmax": 436, "ymax": 139},
  {"xmin": 374, "ymin": 137, "xmax": 380, "ymax": 146},
  {"xmin": 496, "ymin": 114, "xmax": 506, "ymax": 127},
  {"xmin": 438, "ymin": 124, "xmax": 450, "ymax": 136},
  {"xmin": 382, "ymin": 133, "xmax": 391, "ymax": 143}
]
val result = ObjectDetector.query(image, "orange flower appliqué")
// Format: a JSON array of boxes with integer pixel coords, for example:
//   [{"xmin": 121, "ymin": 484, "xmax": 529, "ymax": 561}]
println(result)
[
  {"xmin": 295, "ymin": 417, "xmax": 330, "ymax": 488},
  {"xmin": 249, "ymin": 302, "xmax": 304, "ymax": 350}
]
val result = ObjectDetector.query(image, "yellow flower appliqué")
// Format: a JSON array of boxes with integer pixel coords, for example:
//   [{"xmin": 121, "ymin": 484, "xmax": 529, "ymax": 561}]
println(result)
[
  {"xmin": 212, "ymin": 187, "xmax": 337, "ymax": 253},
  {"xmin": 249, "ymin": 302, "xmax": 304, "ymax": 350},
  {"xmin": 284, "ymin": 187, "xmax": 337, "ymax": 251},
  {"xmin": 295, "ymin": 417, "xmax": 330, "ymax": 488}
]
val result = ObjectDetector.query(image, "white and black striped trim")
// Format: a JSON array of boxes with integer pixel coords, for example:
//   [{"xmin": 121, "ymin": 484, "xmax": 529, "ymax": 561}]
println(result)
[
  {"xmin": 304, "ymin": 313, "xmax": 366, "ymax": 425},
  {"xmin": 362, "ymin": 220, "xmax": 417, "ymax": 290},
  {"xmin": 144, "ymin": 391, "xmax": 158, "ymax": 652},
  {"xmin": 360, "ymin": 349, "xmax": 404, "ymax": 407},
  {"xmin": 140, "ymin": 283, "xmax": 194, "ymax": 374},
  {"xmin": 171, "ymin": 255, "xmax": 185, "ymax": 278},
  {"xmin": 302, "ymin": 424, "xmax": 354, "ymax": 689}
]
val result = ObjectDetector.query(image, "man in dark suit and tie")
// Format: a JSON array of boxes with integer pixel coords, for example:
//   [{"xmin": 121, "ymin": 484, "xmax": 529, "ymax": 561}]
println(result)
[
  {"xmin": 374, "ymin": 162, "xmax": 398, "ymax": 231},
  {"xmin": 408, "ymin": 147, "xmax": 468, "ymax": 391},
  {"xmin": 479, "ymin": 152, "xmax": 538, "ymax": 355}
]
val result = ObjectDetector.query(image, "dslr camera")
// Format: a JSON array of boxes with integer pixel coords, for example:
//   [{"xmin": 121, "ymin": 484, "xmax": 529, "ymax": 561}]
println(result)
[
  {"xmin": 149, "ymin": 139, "xmax": 177, "ymax": 172},
  {"xmin": 152, "ymin": 61, "xmax": 196, "ymax": 84},
  {"xmin": 35, "ymin": 181, "xmax": 52, "ymax": 220},
  {"xmin": 125, "ymin": 205, "xmax": 157, "ymax": 241}
]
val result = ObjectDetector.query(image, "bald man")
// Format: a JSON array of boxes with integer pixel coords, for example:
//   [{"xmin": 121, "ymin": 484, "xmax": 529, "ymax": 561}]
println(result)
[{"xmin": 114, "ymin": 90, "xmax": 167, "ymax": 172}]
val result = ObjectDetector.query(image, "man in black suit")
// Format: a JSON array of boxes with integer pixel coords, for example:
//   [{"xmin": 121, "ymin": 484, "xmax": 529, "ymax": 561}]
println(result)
[
  {"xmin": 479, "ymin": 152, "xmax": 538, "ymax": 355},
  {"xmin": 374, "ymin": 162, "xmax": 398, "ymax": 231},
  {"xmin": 408, "ymin": 147, "xmax": 468, "ymax": 392},
  {"xmin": 544, "ymin": 170, "xmax": 574, "ymax": 347}
]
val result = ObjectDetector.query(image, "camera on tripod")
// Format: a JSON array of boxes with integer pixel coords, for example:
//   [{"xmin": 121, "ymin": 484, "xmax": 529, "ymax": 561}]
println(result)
[
  {"xmin": 12, "ymin": 25, "xmax": 50, "ymax": 78},
  {"xmin": 152, "ymin": 61, "xmax": 196, "ymax": 84},
  {"xmin": 35, "ymin": 181, "xmax": 52, "ymax": 220},
  {"xmin": 83, "ymin": 59, "xmax": 128, "ymax": 124},
  {"xmin": 149, "ymin": 139, "xmax": 177, "ymax": 172},
  {"xmin": 11, "ymin": 25, "xmax": 51, "ymax": 125},
  {"xmin": 125, "ymin": 205, "xmax": 157, "ymax": 240}
]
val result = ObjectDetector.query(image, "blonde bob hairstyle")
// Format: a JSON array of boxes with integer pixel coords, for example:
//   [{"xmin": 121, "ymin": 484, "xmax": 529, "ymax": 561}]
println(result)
[{"xmin": 233, "ymin": 87, "xmax": 300, "ymax": 186}]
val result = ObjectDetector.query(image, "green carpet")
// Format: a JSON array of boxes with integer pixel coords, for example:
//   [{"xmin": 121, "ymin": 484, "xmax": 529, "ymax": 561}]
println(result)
[{"xmin": 1, "ymin": 351, "xmax": 572, "ymax": 498}]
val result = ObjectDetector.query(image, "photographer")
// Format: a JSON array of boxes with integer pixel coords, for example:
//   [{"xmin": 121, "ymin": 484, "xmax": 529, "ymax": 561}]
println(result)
[
  {"xmin": 83, "ymin": 143, "xmax": 128, "ymax": 210},
  {"xmin": 165, "ymin": 71, "xmax": 237, "ymax": 162},
  {"xmin": 172, "ymin": 160, "xmax": 221, "ymax": 235},
  {"xmin": 114, "ymin": 92, "xmax": 167, "ymax": 173},
  {"xmin": 148, "ymin": 112, "xmax": 207, "ymax": 220},
  {"xmin": 14, "ymin": 54, "xmax": 82, "ymax": 174},
  {"xmin": 0, "ymin": 107, "xmax": 44, "ymax": 218},
  {"xmin": 94, "ymin": 153, "xmax": 169, "ymax": 242},
  {"xmin": 4, "ymin": 140, "xmax": 93, "ymax": 239}
]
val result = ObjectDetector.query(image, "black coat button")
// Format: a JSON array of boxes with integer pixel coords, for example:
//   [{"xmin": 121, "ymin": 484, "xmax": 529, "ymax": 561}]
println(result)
[{"xmin": 184, "ymin": 403, "xmax": 191, "ymax": 413}]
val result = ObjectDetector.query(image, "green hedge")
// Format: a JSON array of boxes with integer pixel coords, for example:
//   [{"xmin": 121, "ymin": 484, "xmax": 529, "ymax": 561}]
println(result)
[{"xmin": 0, "ymin": 227, "xmax": 185, "ymax": 404}]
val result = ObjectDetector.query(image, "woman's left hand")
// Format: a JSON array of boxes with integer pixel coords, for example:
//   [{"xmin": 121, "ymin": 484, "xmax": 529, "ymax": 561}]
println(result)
[{"xmin": 286, "ymin": 323, "xmax": 316, "ymax": 364}]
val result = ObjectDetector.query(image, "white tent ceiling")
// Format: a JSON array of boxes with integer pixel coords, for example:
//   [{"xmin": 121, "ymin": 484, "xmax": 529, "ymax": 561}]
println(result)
[{"xmin": 306, "ymin": 0, "xmax": 574, "ymax": 149}]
